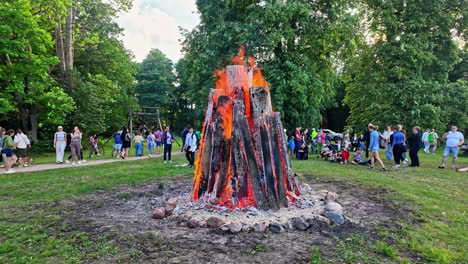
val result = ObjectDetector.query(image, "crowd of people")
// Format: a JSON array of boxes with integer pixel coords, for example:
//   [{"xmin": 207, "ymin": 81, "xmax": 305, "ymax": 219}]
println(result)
[
  {"xmin": 0, "ymin": 125, "xmax": 202, "ymax": 174},
  {"xmin": 288, "ymin": 124, "xmax": 465, "ymax": 171},
  {"xmin": 1, "ymin": 123, "xmax": 465, "ymax": 174}
]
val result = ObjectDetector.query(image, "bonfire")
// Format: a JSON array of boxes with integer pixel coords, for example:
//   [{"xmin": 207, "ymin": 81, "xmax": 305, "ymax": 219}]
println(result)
[{"xmin": 192, "ymin": 46, "xmax": 300, "ymax": 210}]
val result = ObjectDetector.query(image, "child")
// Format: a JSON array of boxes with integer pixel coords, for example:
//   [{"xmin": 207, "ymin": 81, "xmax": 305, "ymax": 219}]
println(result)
[
  {"xmin": 147, "ymin": 131, "xmax": 156, "ymax": 157},
  {"xmin": 352, "ymin": 148, "xmax": 364, "ymax": 164},
  {"xmin": 89, "ymin": 134, "xmax": 100, "ymax": 158},
  {"xmin": 359, "ymin": 134, "xmax": 365, "ymax": 151},
  {"xmin": 312, "ymin": 138, "xmax": 318, "ymax": 156},
  {"xmin": 296, "ymin": 142, "xmax": 309, "ymax": 160},
  {"xmin": 321, "ymin": 144, "xmax": 333, "ymax": 160},
  {"xmin": 341, "ymin": 147, "xmax": 350, "ymax": 164},
  {"xmin": 288, "ymin": 137, "xmax": 295, "ymax": 156}
]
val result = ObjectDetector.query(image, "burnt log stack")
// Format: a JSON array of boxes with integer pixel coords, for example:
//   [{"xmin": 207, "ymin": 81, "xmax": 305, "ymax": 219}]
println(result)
[{"xmin": 192, "ymin": 51, "xmax": 300, "ymax": 210}]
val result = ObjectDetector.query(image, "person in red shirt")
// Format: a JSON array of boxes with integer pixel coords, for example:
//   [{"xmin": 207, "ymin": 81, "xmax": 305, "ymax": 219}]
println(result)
[
  {"xmin": 294, "ymin": 127, "xmax": 302, "ymax": 153},
  {"xmin": 341, "ymin": 147, "xmax": 350, "ymax": 164}
]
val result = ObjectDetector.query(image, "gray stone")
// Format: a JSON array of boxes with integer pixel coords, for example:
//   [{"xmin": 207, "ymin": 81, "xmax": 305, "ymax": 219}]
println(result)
[
  {"xmin": 164, "ymin": 198, "xmax": 177, "ymax": 208},
  {"xmin": 229, "ymin": 221, "xmax": 242, "ymax": 233},
  {"xmin": 315, "ymin": 215, "xmax": 331, "ymax": 225},
  {"xmin": 326, "ymin": 192, "xmax": 338, "ymax": 202},
  {"xmin": 292, "ymin": 217, "xmax": 309, "ymax": 231},
  {"xmin": 206, "ymin": 216, "xmax": 225, "ymax": 228},
  {"xmin": 152, "ymin": 207, "xmax": 166, "ymax": 219},
  {"xmin": 269, "ymin": 223, "xmax": 282, "ymax": 233},
  {"xmin": 187, "ymin": 217, "xmax": 201, "ymax": 228},
  {"xmin": 325, "ymin": 201, "xmax": 343, "ymax": 214},
  {"xmin": 252, "ymin": 222, "xmax": 267, "ymax": 233},
  {"xmin": 241, "ymin": 224, "xmax": 250, "ymax": 232},
  {"xmin": 324, "ymin": 212, "xmax": 345, "ymax": 225}
]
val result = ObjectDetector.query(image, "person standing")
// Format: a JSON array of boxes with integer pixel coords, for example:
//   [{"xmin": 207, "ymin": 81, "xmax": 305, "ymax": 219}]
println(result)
[
  {"xmin": 316, "ymin": 128, "xmax": 326, "ymax": 154},
  {"xmin": 184, "ymin": 127, "xmax": 197, "ymax": 167},
  {"xmin": 392, "ymin": 125, "xmax": 406, "ymax": 168},
  {"xmin": 163, "ymin": 126, "xmax": 174, "ymax": 163},
  {"xmin": 368, "ymin": 124, "xmax": 387, "ymax": 171},
  {"xmin": 294, "ymin": 127, "xmax": 302, "ymax": 153},
  {"xmin": 363, "ymin": 126, "xmax": 371, "ymax": 158},
  {"xmin": 383, "ymin": 126, "xmax": 394, "ymax": 160},
  {"xmin": 310, "ymin": 128, "xmax": 317, "ymax": 143},
  {"xmin": 408, "ymin": 126, "xmax": 422, "ymax": 167},
  {"xmin": 1, "ymin": 129, "xmax": 17, "ymax": 173},
  {"xmin": 134, "ymin": 133, "xmax": 144, "ymax": 157},
  {"xmin": 114, "ymin": 130, "xmax": 123, "ymax": 158},
  {"xmin": 154, "ymin": 129, "xmax": 163, "ymax": 155},
  {"xmin": 429, "ymin": 128, "xmax": 439, "ymax": 154},
  {"xmin": 343, "ymin": 129, "xmax": 351, "ymax": 149},
  {"xmin": 0, "ymin": 127, "xmax": 5, "ymax": 167},
  {"xmin": 54, "ymin": 126, "xmax": 67, "ymax": 163},
  {"xmin": 422, "ymin": 129, "xmax": 430, "ymax": 153},
  {"xmin": 121, "ymin": 127, "xmax": 131, "ymax": 159},
  {"xmin": 147, "ymin": 131, "xmax": 156, "ymax": 157},
  {"xmin": 13, "ymin": 129, "xmax": 31, "ymax": 165},
  {"xmin": 180, "ymin": 127, "xmax": 188, "ymax": 152},
  {"xmin": 88, "ymin": 134, "xmax": 101, "ymax": 158},
  {"xmin": 439, "ymin": 126, "xmax": 464, "ymax": 169},
  {"xmin": 69, "ymin": 127, "xmax": 83, "ymax": 165}
]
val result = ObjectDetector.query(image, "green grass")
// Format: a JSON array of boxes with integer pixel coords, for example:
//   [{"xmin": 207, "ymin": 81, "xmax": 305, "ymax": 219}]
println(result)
[
  {"xmin": 0, "ymin": 149, "xmax": 466, "ymax": 263},
  {"xmin": 293, "ymin": 150, "xmax": 468, "ymax": 263}
]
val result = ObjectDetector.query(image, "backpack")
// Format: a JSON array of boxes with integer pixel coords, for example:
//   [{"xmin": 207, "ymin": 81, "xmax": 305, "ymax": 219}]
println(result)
[{"xmin": 428, "ymin": 133, "xmax": 435, "ymax": 142}]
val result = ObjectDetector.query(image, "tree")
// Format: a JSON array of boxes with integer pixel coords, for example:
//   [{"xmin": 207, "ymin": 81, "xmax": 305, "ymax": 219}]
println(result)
[
  {"xmin": 181, "ymin": 0, "xmax": 359, "ymax": 130},
  {"xmin": 343, "ymin": 0, "xmax": 467, "ymax": 131},
  {"xmin": 136, "ymin": 49, "xmax": 176, "ymax": 126},
  {"xmin": 0, "ymin": 0, "xmax": 74, "ymax": 142}
]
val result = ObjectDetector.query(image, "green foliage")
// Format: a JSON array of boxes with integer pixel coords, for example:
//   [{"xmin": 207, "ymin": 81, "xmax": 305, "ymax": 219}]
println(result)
[
  {"xmin": 182, "ymin": 0, "xmax": 360, "ymax": 129},
  {"xmin": 0, "ymin": 0, "xmax": 73, "ymax": 125},
  {"xmin": 344, "ymin": 0, "xmax": 467, "ymax": 131}
]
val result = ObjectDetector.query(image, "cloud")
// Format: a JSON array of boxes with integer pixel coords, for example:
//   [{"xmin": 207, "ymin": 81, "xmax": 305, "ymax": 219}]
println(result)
[{"xmin": 115, "ymin": 0, "xmax": 199, "ymax": 63}]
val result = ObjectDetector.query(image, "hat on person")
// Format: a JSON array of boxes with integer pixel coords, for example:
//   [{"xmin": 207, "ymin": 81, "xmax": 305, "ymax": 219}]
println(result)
[
  {"xmin": 312, "ymin": 128, "xmax": 316, "ymax": 131},
  {"xmin": 58, "ymin": 126, "xmax": 63, "ymax": 129}
]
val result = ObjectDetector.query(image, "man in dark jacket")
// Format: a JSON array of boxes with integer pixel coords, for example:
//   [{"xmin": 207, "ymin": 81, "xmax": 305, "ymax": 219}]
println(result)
[
  {"xmin": 363, "ymin": 127, "xmax": 371, "ymax": 158},
  {"xmin": 180, "ymin": 127, "xmax": 188, "ymax": 152},
  {"xmin": 408, "ymin": 126, "xmax": 422, "ymax": 167}
]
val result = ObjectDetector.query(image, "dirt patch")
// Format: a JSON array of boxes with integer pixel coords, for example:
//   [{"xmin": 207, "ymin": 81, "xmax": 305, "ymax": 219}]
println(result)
[{"xmin": 57, "ymin": 175, "xmax": 412, "ymax": 263}]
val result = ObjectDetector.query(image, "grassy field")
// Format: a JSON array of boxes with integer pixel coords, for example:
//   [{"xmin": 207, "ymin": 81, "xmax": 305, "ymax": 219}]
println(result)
[{"xmin": 0, "ymin": 149, "xmax": 466, "ymax": 263}]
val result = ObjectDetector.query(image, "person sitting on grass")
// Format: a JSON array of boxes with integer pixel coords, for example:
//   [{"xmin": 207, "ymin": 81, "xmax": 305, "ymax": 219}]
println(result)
[
  {"xmin": 341, "ymin": 147, "xmax": 350, "ymax": 164},
  {"xmin": 296, "ymin": 142, "xmax": 309, "ymax": 160},
  {"xmin": 320, "ymin": 144, "xmax": 333, "ymax": 160},
  {"xmin": 351, "ymin": 149, "xmax": 364, "ymax": 164}
]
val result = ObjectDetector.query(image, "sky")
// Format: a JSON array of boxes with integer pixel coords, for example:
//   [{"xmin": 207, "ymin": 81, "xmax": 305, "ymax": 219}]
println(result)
[{"xmin": 115, "ymin": 0, "xmax": 200, "ymax": 63}]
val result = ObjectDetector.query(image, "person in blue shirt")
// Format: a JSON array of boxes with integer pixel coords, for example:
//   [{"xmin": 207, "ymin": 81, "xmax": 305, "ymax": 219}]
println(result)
[
  {"xmin": 288, "ymin": 137, "xmax": 295, "ymax": 155},
  {"xmin": 391, "ymin": 124, "xmax": 406, "ymax": 168},
  {"xmin": 114, "ymin": 130, "xmax": 123, "ymax": 158},
  {"xmin": 368, "ymin": 124, "xmax": 386, "ymax": 171}
]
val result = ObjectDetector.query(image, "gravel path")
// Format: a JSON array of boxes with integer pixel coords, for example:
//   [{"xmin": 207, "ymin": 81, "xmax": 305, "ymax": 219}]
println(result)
[{"xmin": 1, "ymin": 152, "xmax": 183, "ymax": 175}]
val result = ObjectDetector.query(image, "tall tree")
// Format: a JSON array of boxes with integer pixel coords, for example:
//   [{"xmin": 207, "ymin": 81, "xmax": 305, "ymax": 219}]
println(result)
[
  {"xmin": 136, "ymin": 49, "xmax": 177, "ymax": 126},
  {"xmin": 343, "ymin": 0, "xmax": 467, "ymax": 130},
  {"xmin": 0, "ymin": 0, "xmax": 74, "ymax": 142},
  {"xmin": 181, "ymin": 0, "xmax": 359, "ymax": 129}
]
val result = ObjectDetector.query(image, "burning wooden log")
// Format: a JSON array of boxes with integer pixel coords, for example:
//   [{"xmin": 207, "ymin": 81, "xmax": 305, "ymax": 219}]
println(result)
[{"xmin": 192, "ymin": 46, "xmax": 300, "ymax": 210}]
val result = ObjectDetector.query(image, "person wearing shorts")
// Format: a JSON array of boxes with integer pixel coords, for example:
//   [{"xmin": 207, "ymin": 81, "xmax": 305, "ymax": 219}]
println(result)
[
  {"xmin": 14, "ymin": 129, "xmax": 31, "ymax": 161},
  {"xmin": 439, "ymin": 126, "xmax": 464, "ymax": 169},
  {"xmin": 368, "ymin": 124, "xmax": 386, "ymax": 171},
  {"xmin": 1, "ymin": 129, "xmax": 17, "ymax": 173},
  {"xmin": 114, "ymin": 130, "xmax": 123, "ymax": 158},
  {"xmin": 154, "ymin": 129, "xmax": 163, "ymax": 155}
]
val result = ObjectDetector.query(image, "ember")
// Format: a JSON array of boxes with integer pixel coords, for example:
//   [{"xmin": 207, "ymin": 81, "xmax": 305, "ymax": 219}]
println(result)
[{"xmin": 192, "ymin": 46, "xmax": 300, "ymax": 210}]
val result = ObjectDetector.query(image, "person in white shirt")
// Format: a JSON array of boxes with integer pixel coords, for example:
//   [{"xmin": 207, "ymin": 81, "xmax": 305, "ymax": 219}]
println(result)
[
  {"xmin": 439, "ymin": 126, "xmax": 464, "ymax": 169},
  {"xmin": 421, "ymin": 129, "xmax": 430, "ymax": 153},
  {"xmin": 54, "ymin": 126, "xmax": 67, "ymax": 164},
  {"xmin": 184, "ymin": 127, "xmax": 197, "ymax": 168},
  {"xmin": 382, "ymin": 126, "xmax": 394, "ymax": 160},
  {"xmin": 14, "ymin": 129, "xmax": 31, "ymax": 165}
]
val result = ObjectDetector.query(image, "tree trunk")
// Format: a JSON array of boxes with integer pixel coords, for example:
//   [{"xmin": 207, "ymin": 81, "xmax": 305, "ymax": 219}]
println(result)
[
  {"xmin": 64, "ymin": 7, "xmax": 74, "ymax": 72},
  {"xmin": 29, "ymin": 104, "xmax": 38, "ymax": 143},
  {"xmin": 55, "ymin": 19, "xmax": 66, "ymax": 76}
]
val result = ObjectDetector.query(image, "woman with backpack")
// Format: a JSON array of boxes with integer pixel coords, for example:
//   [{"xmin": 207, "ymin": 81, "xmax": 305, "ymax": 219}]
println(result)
[{"xmin": 184, "ymin": 127, "xmax": 197, "ymax": 168}]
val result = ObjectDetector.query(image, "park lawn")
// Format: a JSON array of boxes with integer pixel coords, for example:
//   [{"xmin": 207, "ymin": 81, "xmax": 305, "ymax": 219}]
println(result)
[
  {"xmin": 292, "ymin": 150, "xmax": 468, "ymax": 263},
  {"xmin": 0, "ymin": 149, "xmax": 466, "ymax": 263}
]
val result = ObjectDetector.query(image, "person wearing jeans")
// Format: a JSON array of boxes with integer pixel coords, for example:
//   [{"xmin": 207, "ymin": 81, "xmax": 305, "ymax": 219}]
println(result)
[
  {"xmin": 134, "ymin": 133, "xmax": 144, "ymax": 157},
  {"xmin": 439, "ymin": 126, "xmax": 464, "ymax": 169},
  {"xmin": 54, "ymin": 126, "xmax": 67, "ymax": 163},
  {"xmin": 147, "ymin": 131, "xmax": 155, "ymax": 157},
  {"xmin": 163, "ymin": 126, "xmax": 174, "ymax": 163},
  {"xmin": 383, "ymin": 126, "xmax": 393, "ymax": 160},
  {"xmin": 422, "ymin": 129, "xmax": 430, "ymax": 153},
  {"xmin": 184, "ymin": 127, "xmax": 197, "ymax": 167}
]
